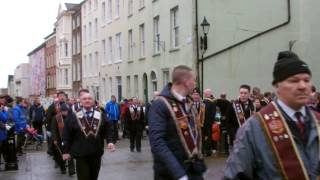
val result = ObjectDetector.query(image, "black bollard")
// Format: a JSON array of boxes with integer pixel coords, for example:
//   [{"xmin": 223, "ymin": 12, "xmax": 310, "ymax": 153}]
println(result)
[{"xmin": 5, "ymin": 125, "xmax": 18, "ymax": 170}]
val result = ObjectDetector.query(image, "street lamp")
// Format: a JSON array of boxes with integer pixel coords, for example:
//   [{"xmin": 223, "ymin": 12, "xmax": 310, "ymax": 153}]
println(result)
[{"xmin": 200, "ymin": 17, "xmax": 210, "ymax": 52}]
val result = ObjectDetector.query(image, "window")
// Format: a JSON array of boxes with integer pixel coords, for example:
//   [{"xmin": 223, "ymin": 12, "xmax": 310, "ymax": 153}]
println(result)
[
  {"xmin": 109, "ymin": 77, "xmax": 113, "ymax": 96},
  {"xmin": 163, "ymin": 70, "xmax": 169, "ymax": 86},
  {"xmin": 107, "ymin": 37, "xmax": 113, "ymax": 63},
  {"xmin": 73, "ymin": 63, "xmax": 76, "ymax": 81},
  {"xmin": 77, "ymin": 62, "xmax": 81, "ymax": 81},
  {"xmin": 72, "ymin": 36, "xmax": 76, "ymax": 55},
  {"xmin": 64, "ymin": 42, "xmax": 68, "ymax": 57},
  {"xmin": 83, "ymin": 4, "xmax": 86, "ymax": 16},
  {"xmin": 72, "ymin": 19, "xmax": 76, "ymax": 29},
  {"xmin": 106, "ymin": 0, "xmax": 112, "ymax": 22},
  {"xmin": 115, "ymin": 33, "xmax": 122, "ymax": 61},
  {"xmin": 94, "ymin": 18, "xmax": 98, "ymax": 39},
  {"xmin": 83, "ymin": 55, "xmax": 87, "ymax": 76},
  {"xmin": 94, "ymin": 0, "xmax": 98, "ymax": 10},
  {"xmin": 153, "ymin": 16, "xmax": 160, "ymax": 53},
  {"xmin": 102, "ymin": 39, "xmax": 106, "ymax": 64},
  {"xmin": 89, "ymin": 53, "xmax": 93, "ymax": 76},
  {"xmin": 128, "ymin": 0, "xmax": 133, "ymax": 16},
  {"xmin": 151, "ymin": 71, "xmax": 157, "ymax": 92},
  {"xmin": 83, "ymin": 25, "xmax": 87, "ymax": 45},
  {"xmin": 139, "ymin": 24, "xmax": 145, "ymax": 57},
  {"xmin": 76, "ymin": 32, "xmax": 80, "ymax": 53},
  {"xmin": 126, "ymin": 76, "xmax": 131, "ymax": 98},
  {"xmin": 134, "ymin": 75, "xmax": 139, "ymax": 97},
  {"xmin": 89, "ymin": 22, "xmax": 92, "ymax": 43},
  {"xmin": 115, "ymin": 0, "xmax": 120, "ymax": 18},
  {"xmin": 88, "ymin": 0, "xmax": 92, "ymax": 12},
  {"xmin": 94, "ymin": 51, "xmax": 99, "ymax": 76},
  {"xmin": 128, "ymin": 29, "xmax": 133, "ymax": 60},
  {"xmin": 171, "ymin": 6, "xmax": 179, "ymax": 48},
  {"xmin": 64, "ymin": 69, "xmax": 68, "ymax": 85},
  {"xmin": 77, "ymin": 15, "xmax": 80, "ymax": 27},
  {"xmin": 139, "ymin": 0, "xmax": 145, "ymax": 9},
  {"xmin": 101, "ymin": 2, "xmax": 106, "ymax": 20}
]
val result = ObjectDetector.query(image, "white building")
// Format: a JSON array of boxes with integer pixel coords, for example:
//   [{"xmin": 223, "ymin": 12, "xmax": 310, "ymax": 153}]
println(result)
[
  {"xmin": 81, "ymin": 0, "xmax": 101, "ymax": 101},
  {"xmin": 55, "ymin": 3, "xmax": 78, "ymax": 97},
  {"xmin": 13, "ymin": 63, "xmax": 31, "ymax": 98},
  {"xmin": 88, "ymin": 0, "xmax": 197, "ymax": 104}
]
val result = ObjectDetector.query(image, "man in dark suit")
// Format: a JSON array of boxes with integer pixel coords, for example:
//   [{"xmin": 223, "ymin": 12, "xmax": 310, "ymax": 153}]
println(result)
[{"xmin": 149, "ymin": 65, "xmax": 206, "ymax": 180}]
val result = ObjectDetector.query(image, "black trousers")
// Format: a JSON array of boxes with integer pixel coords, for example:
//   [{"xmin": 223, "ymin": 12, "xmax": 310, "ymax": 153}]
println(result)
[
  {"xmin": 16, "ymin": 133, "xmax": 25, "ymax": 153},
  {"xmin": 32, "ymin": 121, "xmax": 43, "ymax": 135},
  {"xmin": 111, "ymin": 121, "xmax": 119, "ymax": 142},
  {"xmin": 154, "ymin": 172, "xmax": 204, "ymax": 180},
  {"xmin": 53, "ymin": 144, "xmax": 66, "ymax": 171},
  {"xmin": 76, "ymin": 156, "xmax": 101, "ymax": 180},
  {"xmin": 129, "ymin": 129, "xmax": 142, "ymax": 151},
  {"xmin": 201, "ymin": 129, "xmax": 212, "ymax": 156}
]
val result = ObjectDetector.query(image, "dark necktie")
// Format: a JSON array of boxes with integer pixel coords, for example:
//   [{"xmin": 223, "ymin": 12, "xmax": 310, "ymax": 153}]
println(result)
[
  {"xmin": 86, "ymin": 111, "xmax": 92, "ymax": 119},
  {"xmin": 294, "ymin": 112, "xmax": 305, "ymax": 139}
]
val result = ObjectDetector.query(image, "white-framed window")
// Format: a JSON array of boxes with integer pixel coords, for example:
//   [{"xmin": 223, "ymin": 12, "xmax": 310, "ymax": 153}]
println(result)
[
  {"xmin": 89, "ymin": 53, "xmax": 93, "ymax": 76},
  {"xmin": 72, "ymin": 19, "xmax": 76, "ymax": 29},
  {"xmin": 102, "ymin": 39, "xmax": 107, "ymax": 65},
  {"xmin": 115, "ymin": 0, "xmax": 120, "ymax": 18},
  {"xmin": 128, "ymin": 0, "xmax": 133, "ymax": 16},
  {"xmin": 72, "ymin": 63, "xmax": 76, "ymax": 81},
  {"xmin": 139, "ymin": 24, "xmax": 145, "ymax": 57},
  {"xmin": 126, "ymin": 76, "xmax": 131, "ymax": 98},
  {"xmin": 83, "ymin": 25, "xmax": 87, "ymax": 45},
  {"xmin": 89, "ymin": 22, "xmax": 92, "ymax": 43},
  {"xmin": 64, "ymin": 42, "xmax": 68, "ymax": 57},
  {"xmin": 139, "ymin": 0, "xmax": 145, "ymax": 9},
  {"xmin": 83, "ymin": 55, "xmax": 87, "ymax": 76},
  {"xmin": 106, "ymin": 0, "xmax": 112, "ymax": 22},
  {"xmin": 101, "ymin": 2, "xmax": 106, "ymax": 20},
  {"xmin": 72, "ymin": 36, "xmax": 76, "ymax": 55},
  {"xmin": 64, "ymin": 68, "xmax": 68, "ymax": 85},
  {"xmin": 77, "ymin": 61, "xmax": 81, "ymax": 81},
  {"xmin": 163, "ymin": 70, "xmax": 170, "ymax": 86},
  {"xmin": 94, "ymin": 18, "xmax": 98, "ymax": 40},
  {"xmin": 88, "ymin": 0, "xmax": 92, "ymax": 12},
  {"xmin": 151, "ymin": 71, "xmax": 157, "ymax": 92},
  {"xmin": 76, "ymin": 32, "xmax": 80, "ymax": 53},
  {"xmin": 134, "ymin": 75, "xmax": 139, "ymax": 97},
  {"xmin": 83, "ymin": 4, "xmax": 86, "ymax": 16},
  {"xmin": 77, "ymin": 15, "xmax": 80, "ymax": 27},
  {"xmin": 107, "ymin": 37, "xmax": 113, "ymax": 64},
  {"xmin": 109, "ymin": 77, "xmax": 113, "ymax": 97},
  {"xmin": 153, "ymin": 16, "xmax": 160, "ymax": 54},
  {"xmin": 94, "ymin": 0, "xmax": 98, "ymax": 10},
  {"xmin": 128, "ymin": 29, "xmax": 133, "ymax": 60},
  {"xmin": 115, "ymin": 33, "xmax": 122, "ymax": 61},
  {"xmin": 94, "ymin": 51, "xmax": 99, "ymax": 76},
  {"xmin": 170, "ymin": 6, "xmax": 179, "ymax": 48}
]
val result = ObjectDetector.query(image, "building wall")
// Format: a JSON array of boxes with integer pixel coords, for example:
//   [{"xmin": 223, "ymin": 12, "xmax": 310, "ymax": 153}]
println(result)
[
  {"xmin": 14, "ymin": 63, "xmax": 31, "ymax": 98},
  {"xmin": 45, "ymin": 33, "xmax": 57, "ymax": 97},
  {"xmin": 96, "ymin": 0, "xmax": 195, "ymax": 104},
  {"xmin": 72, "ymin": 5, "xmax": 82, "ymax": 97},
  {"xmin": 55, "ymin": 5, "xmax": 73, "ymax": 97},
  {"xmin": 81, "ymin": 0, "xmax": 101, "ymax": 101},
  {"xmin": 29, "ymin": 46, "xmax": 46, "ymax": 97},
  {"xmin": 199, "ymin": 0, "xmax": 320, "ymax": 99}
]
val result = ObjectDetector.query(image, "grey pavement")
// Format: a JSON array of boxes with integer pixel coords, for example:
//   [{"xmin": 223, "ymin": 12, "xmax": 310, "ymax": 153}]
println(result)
[{"xmin": 0, "ymin": 138, "xmax": 226, "ymax": 180}]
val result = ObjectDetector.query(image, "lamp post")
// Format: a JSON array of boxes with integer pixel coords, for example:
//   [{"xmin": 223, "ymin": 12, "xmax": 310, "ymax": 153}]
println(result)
[{"xmin": 199, "ymin": 17, "xmax": 210, "ymax": 95}]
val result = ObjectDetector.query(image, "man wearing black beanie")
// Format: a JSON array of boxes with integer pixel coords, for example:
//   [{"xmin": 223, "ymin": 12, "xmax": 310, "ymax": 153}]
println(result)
[{"xmin": 224, "ymin": 51, "xmax": 320, "ymax": 180}]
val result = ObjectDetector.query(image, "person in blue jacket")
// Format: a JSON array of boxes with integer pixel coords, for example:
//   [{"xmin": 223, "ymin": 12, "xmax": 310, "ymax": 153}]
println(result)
[
  {"xmin": 0, "ymin": 96, "xmax": 9, "ymax": 165},
  {"xmin": 12, "ymin": 97, "xmax": 28, "ymax": 155},
  {"xmin": 105, "ymin": 95, "xmax": 120, "ymax": 142}
]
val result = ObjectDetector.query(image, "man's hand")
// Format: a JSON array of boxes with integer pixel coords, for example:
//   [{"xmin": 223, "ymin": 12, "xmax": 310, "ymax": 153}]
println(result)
[
  {"xmin": 53, "ymin": 140, "xmax": 58, "ymax": 145},
  {"xmin": 145, "ymin": 125, "xmax": 149, "ymax": 129},
  {"xmin": 107, "ymin": 143, "xmax": 116, "ymax": 152},
  {"xmin": 62, "ymin": 154, "xmax": 71, "ymax": 161},
  {"xmin": 5, "ymin": 124, "xmax": 11, "ymax": 131}
]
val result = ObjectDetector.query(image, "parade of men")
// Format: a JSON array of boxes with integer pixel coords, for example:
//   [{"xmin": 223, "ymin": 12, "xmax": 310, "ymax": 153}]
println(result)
[{"xmin": 2, "ymin": 1, "xmax": 320, "ymax": 179}]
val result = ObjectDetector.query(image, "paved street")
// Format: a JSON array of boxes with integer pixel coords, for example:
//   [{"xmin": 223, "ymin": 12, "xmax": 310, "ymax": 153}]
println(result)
[{"xmin": 0, "ymin": 138, "xmax": 227, "ymax": 180}]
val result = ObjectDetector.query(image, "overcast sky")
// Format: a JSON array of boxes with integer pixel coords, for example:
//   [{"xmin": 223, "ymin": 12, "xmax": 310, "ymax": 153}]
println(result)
[{"xmin": 0, "ymin": 0, "xmax": 82, "ymax": 88}]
